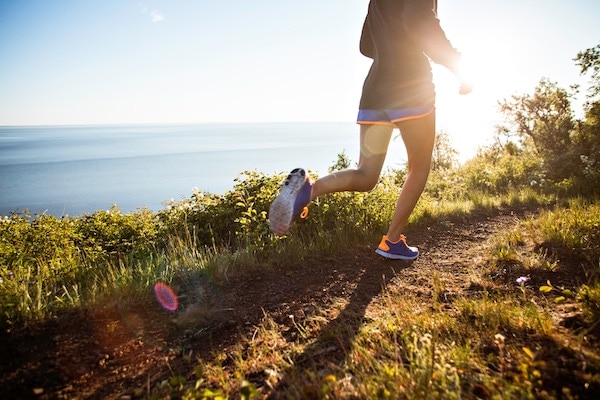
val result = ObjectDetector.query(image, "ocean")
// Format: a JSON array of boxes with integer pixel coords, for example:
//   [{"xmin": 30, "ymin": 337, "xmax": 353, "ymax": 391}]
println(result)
[{"xmin": 0, "ymin": 123, "xmax": 408, "ymax": 216}]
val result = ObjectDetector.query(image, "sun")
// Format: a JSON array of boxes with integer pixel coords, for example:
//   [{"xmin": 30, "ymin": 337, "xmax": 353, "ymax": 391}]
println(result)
[{"xmin": 431, "ymin": 40, "xmax": 519, "ymax": 161}]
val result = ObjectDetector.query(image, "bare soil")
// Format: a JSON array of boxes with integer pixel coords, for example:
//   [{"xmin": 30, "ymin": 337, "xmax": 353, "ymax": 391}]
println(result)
[{"xmin": 1, "ymin": 205, "xmax": 599, "ymax": 399}]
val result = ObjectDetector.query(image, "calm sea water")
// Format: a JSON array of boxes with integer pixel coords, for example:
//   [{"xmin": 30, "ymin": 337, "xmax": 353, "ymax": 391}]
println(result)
[{"xmin": 0, "ymin": 123, "xmax": 407, "ymax": 216}]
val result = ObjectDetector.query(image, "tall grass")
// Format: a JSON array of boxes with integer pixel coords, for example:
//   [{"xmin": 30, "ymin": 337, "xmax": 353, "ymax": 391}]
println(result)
[
  {"xmin": 0, "ymin": 207, "xmax": 211, "ymax": 328},
  {"xmin": 532, "ymin": 200, "xmax": 600, "ymax": 264}
]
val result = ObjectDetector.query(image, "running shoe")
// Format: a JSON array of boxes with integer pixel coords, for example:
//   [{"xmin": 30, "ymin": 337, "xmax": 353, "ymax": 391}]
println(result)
[
  {"xmin": 268, "ymin": 168, "xmax": 312, "ymax": 235},
  {"xmin": 375, "ymin": 234, "xmax": 419, "ymax": 260}
]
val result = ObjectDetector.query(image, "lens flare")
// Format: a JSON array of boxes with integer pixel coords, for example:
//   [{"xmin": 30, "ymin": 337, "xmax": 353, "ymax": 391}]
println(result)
[{"xmin": 153, "ymin": 282, "xmax": 179, "ymax": 312}]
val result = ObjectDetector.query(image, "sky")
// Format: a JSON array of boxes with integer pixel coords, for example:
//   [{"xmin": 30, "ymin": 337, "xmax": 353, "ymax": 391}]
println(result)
[{"xmin": 1, "ymin": 0, "xmax": 599, "ymax": 159}]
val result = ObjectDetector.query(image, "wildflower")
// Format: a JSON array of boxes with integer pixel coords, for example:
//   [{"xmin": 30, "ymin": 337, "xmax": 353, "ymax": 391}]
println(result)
[{"xmin": 516, "ymin": 276, "xmax": 529, "ymax": 285}]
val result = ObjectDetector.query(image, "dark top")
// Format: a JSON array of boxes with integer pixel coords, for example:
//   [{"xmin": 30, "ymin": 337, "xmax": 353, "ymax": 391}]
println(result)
[{"xmin": 359, "ymin": 0, "xmax": 461, "ymax": 110}]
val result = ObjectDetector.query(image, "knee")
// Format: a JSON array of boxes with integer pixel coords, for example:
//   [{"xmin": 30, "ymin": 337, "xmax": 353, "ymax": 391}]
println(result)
[{"xmin": 355, "ymin": 170, "xmax": 379, "ymax": 192}]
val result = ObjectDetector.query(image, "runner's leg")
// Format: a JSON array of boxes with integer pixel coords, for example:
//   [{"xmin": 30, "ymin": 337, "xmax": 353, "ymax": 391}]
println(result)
[
  {"xmin": 385, "ymin": 111, "xmax": 436, "ymax": 241},
  {"xmin": 310, "ymin": 124, "xmax": 393, "ymax": 199}
]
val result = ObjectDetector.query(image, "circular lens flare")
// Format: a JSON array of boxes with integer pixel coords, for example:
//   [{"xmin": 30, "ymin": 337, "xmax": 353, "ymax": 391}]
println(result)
[{"xmin": 153, "ymin": 282, "xmax": 179, "ymax": 312}]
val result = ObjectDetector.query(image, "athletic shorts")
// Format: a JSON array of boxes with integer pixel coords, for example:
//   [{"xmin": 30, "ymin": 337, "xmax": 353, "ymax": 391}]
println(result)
[{"xmin": 357, "ymin": 105, "xmax": 434, "ymax": 126}]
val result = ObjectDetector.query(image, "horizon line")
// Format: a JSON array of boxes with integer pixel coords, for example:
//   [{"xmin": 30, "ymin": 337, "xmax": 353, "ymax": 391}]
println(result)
[{"xmin": 0, "ymin": 120, "xmax": 354, "ymax": 128}]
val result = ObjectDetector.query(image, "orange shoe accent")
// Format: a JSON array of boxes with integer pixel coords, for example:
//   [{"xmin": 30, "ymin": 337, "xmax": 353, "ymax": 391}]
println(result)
[
  {"xmin": 378, "ymin": 235, "xmax": 391, "ymax": 252},
  {"xmin": 300, "ymin": 206, "xmax": 309, "ymax": 219},
  {"xmin": 378, "ymin": 234, "xmax": 409, "ymax": 251}
]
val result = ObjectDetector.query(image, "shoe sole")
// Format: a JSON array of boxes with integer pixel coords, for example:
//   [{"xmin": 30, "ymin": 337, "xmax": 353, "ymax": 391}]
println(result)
[
  {"xmin": 269, "ymin": 168, "xmax": 307, "ymax": 235},
  {"xmin": 375, "ymin": 248, "xmax": 419, "ymax": 261}
]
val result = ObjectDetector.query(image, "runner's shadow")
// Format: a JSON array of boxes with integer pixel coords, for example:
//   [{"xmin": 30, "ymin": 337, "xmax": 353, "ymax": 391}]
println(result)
[{"xmin": 267, "ymin": 258, "xmax": 413, "ymax": 399}]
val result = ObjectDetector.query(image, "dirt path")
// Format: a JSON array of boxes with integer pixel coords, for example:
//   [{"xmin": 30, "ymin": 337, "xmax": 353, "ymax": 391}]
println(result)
[{"xmin": 0, "ymin": 207, "xmax": 537, "ymax": 399}]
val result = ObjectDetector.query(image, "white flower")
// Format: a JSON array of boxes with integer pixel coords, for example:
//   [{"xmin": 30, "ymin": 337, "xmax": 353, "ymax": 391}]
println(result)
[{"xmin": 516, "ymin": 276, "xmax": 529, "ymax": 284}]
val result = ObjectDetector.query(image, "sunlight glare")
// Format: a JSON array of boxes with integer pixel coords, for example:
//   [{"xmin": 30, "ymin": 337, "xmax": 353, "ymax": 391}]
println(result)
[{"xmin": 432, "ymin": 37, "xmax": 521, "ymax": 161}]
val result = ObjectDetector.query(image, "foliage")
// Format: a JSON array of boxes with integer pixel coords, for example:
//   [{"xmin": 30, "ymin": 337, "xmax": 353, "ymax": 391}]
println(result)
[
  {"xmin": 573, "ymin": 99, "xmax": 600, "ymax": 191},
  {"xmin": 575, "ymin": 43, "xmax": 600, "ymax": 105},
  {"xmin": 499, "ymin": 78, "xmax": 577, "ymax": 184},
  {"xmin": 487, "ymin": 199, "xmax": 600, "ymax": 328},
  {"xmin": 328, "ymin": 149, "xmax": 353, "ymax": 173},
  {"xmin": 577, "ymin": 284, "xmax": 600, "ymax": 327},
  {"xmin": 489, "ymin": 42, "xmax": 600, "ymax": 196},
  {"xmin": 74, "ymin": 205, "xmax": 158, "ymax": 262},
  {"xmin": 458, "ymin": 139, "xmax": 545, "ymax": 196},
  {"xmin": 431, "ymin": 130, "xmax": 458, "ymax": 172},
  {"xmin": 0, "ymin": 206, "xmax": 159, "ymax": 326},
  {"xmin": 159, "ymin": 188, "xmax": 239, "ymax": 249}
]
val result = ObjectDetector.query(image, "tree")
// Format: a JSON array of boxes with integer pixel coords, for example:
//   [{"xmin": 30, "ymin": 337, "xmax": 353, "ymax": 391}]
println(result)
[
  {"xmin": 496, "ymin": 44, "xmax": 600, "ymax": 195},
  {"xmin": 573, "ymin": 44, "xmax": 600, "ymax": 192},
  {"xmin": 431, "ymin": 130, "xmax": 458, "ymax": 171},
  {"xmin": 574, "ymin": 44, "xmax": 600, "ymax": 106},
  {"xmin": 498, "ymin": 78, "xmax": 576, "ymax": 182}
]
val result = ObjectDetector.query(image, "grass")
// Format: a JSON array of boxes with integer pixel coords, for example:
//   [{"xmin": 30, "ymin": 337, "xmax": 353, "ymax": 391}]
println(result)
[
  {"xmin": 173, "ymin": 286, "xmax": 558, "ymax": 399},
  {"xmin": 168, "ymin": 195, "xmax": 599, "ymax": 399},
  {"xmin": 1, "ymin": 169, "xmax": 600, "ymax": 398}
]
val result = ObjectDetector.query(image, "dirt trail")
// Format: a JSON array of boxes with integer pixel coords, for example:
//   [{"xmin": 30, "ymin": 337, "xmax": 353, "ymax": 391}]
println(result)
[{"xmin": 0, "ymin": 207, "xmax": 540, "ymax": 399}]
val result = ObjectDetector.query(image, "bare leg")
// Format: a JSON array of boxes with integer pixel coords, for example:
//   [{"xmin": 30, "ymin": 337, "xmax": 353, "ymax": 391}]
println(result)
[
  {"xmin": 385, "ymin": 111, "xmax": 436, "ymax": 241},
  {"xmin": 268, "ymin": 124, "xmax": 393, "ymax": 236},
  {"xmin": 311, "ymin": 124, "xmax": 394, "ymax": 199},
  {"xmin": 305, "ymin": 114, "xmax": 433, "ymax": 243}
]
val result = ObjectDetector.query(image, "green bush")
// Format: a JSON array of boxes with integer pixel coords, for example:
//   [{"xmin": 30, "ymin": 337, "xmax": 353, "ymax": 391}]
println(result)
[
  {"xmin": 158, "ymin": 171, "xmax": 283, "ymax": 253},
  {"xmin": 0, "ymin": 213, "xmax": 83, "ymax": 324},
  {"xmin": 458, "ymin": 143, "xmax": 545, "ymax": 195},
  {"xmin": 0, "ymin": 206, "xmax": 160, "ymax": 326},
  {"xmin": 74, "ymin": 205, "xmax": 158, "ymax": 262}
]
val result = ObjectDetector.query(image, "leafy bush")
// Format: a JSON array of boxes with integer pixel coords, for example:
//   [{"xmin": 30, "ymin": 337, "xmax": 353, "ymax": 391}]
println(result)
[
  {"xmin": 0, "ymin": 213, "xmax": 80, "ymax": 279},
  {"xmin": 158, "ymin": 171, "xmax": 284, "ymax": 253},
  {"xmin": 74, "ymin": 205, "xmax": 158, "ymax": 262},
  {"xmin": 0, "ymin": 213, "xmax": 83, "ymax": 324},
  {"xmin": 458, "ymin": 142, "xmax": 545, "ymax": 195},
  {"xmin": 0, "ymin": 206, "xmax": 159, "ymax": 326},
  {"xmin": 494, "ymin": 43, "xmax": 600, "ymax": 197},
  {"xmin": 159, "ymin": 167, "xmax": 399, "ymax": 255}
]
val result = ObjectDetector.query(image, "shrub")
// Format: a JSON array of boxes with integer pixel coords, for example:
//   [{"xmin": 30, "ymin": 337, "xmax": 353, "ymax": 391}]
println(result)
[
  {"xmin": 158, "ymin": 171, "xmax": 284, "ymax": 253},
  {"xmin": 74, "ymin": 205, "xmax": 158, "ymax": 262}
]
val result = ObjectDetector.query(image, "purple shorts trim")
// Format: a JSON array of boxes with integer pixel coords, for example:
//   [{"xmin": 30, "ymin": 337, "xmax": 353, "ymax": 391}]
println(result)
[{"xmin": 357, "ymin": 105, "xmax": 434, "ymax": 125}]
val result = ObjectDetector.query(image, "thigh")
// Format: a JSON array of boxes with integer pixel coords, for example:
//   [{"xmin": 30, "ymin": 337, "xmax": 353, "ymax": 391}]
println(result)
[
  {"xmin": 358, "ymin": 124, "xmax": 394, "ymax": 176},
  {"xmin": 396, "ymin": 110, "xmax": 436, "ymax": 167}
]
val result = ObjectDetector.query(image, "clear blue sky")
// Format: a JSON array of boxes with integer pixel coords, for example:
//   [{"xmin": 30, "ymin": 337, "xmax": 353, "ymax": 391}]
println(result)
[{"xmin": 1, "ymin": 0, "xmax": 598, "ymax": 158}]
